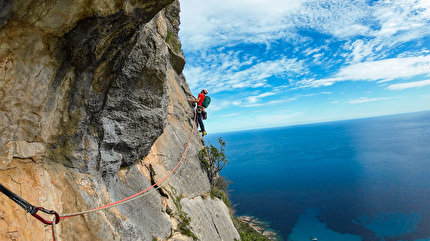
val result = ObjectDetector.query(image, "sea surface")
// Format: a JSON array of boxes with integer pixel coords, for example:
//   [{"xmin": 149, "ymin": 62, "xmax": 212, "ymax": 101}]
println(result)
[{"xmin": 207, "ymin": 111, "xmax": 430, "ymax": 241}]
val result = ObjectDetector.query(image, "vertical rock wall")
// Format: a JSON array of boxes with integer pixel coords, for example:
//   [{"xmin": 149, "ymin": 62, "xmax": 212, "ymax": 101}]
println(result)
[{"xmin": 0, "ymin": 0, "xmax": 240, "ymax": 240}]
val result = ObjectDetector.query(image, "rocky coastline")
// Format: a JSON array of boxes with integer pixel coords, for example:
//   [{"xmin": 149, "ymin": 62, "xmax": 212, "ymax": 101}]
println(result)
[{"xmin": 238, "ymin": 215, "xmax": 281, "ymax": 240}]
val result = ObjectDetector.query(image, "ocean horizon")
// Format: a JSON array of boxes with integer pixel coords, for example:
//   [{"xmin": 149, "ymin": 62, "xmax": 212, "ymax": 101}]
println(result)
[{"xmin": 207, "ymin": 111, "xmax": 430, "ymax": 241}]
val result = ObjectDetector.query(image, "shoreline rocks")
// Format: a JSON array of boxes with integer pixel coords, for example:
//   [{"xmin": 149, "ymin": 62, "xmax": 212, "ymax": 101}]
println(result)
[{"xmin": 238, "ymin": 215, "xmax": 280, "ymax": 240}]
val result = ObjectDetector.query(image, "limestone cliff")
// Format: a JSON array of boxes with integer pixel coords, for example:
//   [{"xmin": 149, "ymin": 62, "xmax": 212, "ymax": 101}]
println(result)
[{"xmin": 0, "ymin": 0, "xmax": 240, "ymax": 240}]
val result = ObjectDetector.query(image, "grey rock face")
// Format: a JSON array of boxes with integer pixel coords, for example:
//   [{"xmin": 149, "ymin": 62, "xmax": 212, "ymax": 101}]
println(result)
[
  {"xmin": 110, "ymin": 165, "xmax": 173, "ymax": 240},
  {"xmin": 0, "ymin": 0, "xmax": 12, "ymax": 29},
  {"xmin": 45, "ymin": 3, "xmax": 174, "ymax": 180},
  {"xmin": 181, "ymin": 196, "xmax": 241, "ymax": 241}
]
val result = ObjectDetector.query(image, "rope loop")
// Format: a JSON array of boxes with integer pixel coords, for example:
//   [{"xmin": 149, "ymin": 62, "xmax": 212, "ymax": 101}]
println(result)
[{"xmin": 32, "ymin": 207, "xmax": 60, "ymax": 225}]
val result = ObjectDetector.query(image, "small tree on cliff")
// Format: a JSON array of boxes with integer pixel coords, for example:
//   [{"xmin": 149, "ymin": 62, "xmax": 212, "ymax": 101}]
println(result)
[{"xmin": 198, "ymin": 137, "xmax": 228, "ymax": 187}]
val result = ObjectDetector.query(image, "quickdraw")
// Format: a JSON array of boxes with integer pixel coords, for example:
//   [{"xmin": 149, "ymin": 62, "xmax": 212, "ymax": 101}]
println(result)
[{"xmin": 0, "ymin": 183, "xmax": 59, "ymax": 225}]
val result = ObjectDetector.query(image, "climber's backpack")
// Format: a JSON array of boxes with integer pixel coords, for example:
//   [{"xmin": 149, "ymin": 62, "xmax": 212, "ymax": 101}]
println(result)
[{"xmin": 202, "ymin": 95, "xmax": 211, "ymax": 108}]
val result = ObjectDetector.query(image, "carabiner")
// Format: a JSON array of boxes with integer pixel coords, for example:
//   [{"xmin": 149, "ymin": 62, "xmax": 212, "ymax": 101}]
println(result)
[{"xmin": 32, "ymin": 207, "xmax": 60, "ymax": 225}]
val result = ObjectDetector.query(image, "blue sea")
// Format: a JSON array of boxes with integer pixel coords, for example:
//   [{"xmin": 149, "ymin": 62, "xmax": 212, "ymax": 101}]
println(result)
[{"xmin": 207, "ymin": 111, "xmax": 430, "ymax": 241}]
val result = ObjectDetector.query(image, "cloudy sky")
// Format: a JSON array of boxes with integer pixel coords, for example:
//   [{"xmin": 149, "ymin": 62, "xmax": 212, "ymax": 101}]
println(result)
[{"xmin": 179, "ymin": 0, "xmax": 430, "ymax": 133}]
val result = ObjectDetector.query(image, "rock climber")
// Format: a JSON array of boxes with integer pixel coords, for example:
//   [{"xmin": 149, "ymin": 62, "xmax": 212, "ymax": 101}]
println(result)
[{"xmin": 188, "ymin": 89, "xmax": 209, "ymax": 136}]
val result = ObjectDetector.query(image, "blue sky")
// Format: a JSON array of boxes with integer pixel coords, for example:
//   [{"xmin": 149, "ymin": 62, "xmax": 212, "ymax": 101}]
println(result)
[{"xmin": 179, "ymin": 0, "xmax": 430, "ymax": 133}]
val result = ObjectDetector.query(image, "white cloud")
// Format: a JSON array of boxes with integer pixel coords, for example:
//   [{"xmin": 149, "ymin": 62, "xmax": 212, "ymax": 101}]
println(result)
[
  {"xmin": 341, "ymin": 0, "xmax": 430, "ymax": 62},
  {"xmin": 343, "ymin": 39, "xmax": 376, "ymax": 63},
  {"xmin": 388, "ymin": 79, "xmax": 430, "ymax": 90},
  {"xmin": 346, "ymin": 97, "xmax": 399, "ymax": 104},
  {"xmin": 180, "ymin": 0, "xmax": 304, "ymax": 51},
  {"xmin": 184, "ymin": 50, "xmax": 305, "ymax": 93},
  {"xmin": 181, "ymin": 0, "xmax": 430, "ymax": 92},
  {"xmin": 209, "ymin": 99, "xmax": 240, "ymax": 112},
  {"xmin": 291, "ymin": 0, "xmax": 430, "ymax": 64},
  {"xmin": 303, "ymin": 46, "xmax": 324, "ymax": 56},
  {"xmin": 297, "ymin": 55, "xmax": 430, "ymax": 88},
  {"xmin": 374, "ymin": 0, "xmax": 430, "ymax": 39},
  {"xmin": 338, "ymin": 56, "xmax": 430, "ymax": 81},
  {"xmin": 295, "ymin": 77, "xmax": 342, "ymax": 88},
  {"xmin": 247, "ymin": 92, "xmax": 277, "ymax": 103},
  {"xmin": 293, "ymin": 0, "xmax": 372, "ymax": 38},
  {"xmin": 181, "ymin": 0, "xmax": 430, "ymax": 58}
]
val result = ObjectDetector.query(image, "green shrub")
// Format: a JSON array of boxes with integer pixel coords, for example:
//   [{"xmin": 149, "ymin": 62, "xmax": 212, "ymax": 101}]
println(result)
[
  {"xmin": 199, "ymin": 138, "xmax": 232, "ymax": 207},
  {"xmin": 199, "ymin": 137, "xmax": 228, "ymax": 186},
  {"xmin": 170, "ymin": 193, "xmax": 198, "ymax": 240},
  {"xmin": 165, "ymin": 31, "xmax": 182, "ymax": 54},
  {"xmin": 234, "ymin": 219, "xmax": 271, "ymax": 241},
  {"xmin": 177, "ymin": 211, "xmax": 198, "ymax": 240},
  {"xmin": 210, "ymin": 187, "xmax": 230, "ymax": 207}
]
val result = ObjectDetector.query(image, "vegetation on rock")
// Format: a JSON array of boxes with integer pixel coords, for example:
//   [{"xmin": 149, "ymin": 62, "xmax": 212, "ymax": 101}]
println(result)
[
  {"xmin": 172, "ymin": 193, "xmax": 198, "ymax": 240},
  {"xmin": 234, "ymin": 218, "xmax": 272, "ymax": 241},
  {"xmin": 198, "ymin": 137, "xmax": 228, "ymax": 186},
  {"xmin": 166, "ymin": 31, "xmax": 182, "ymax": 54}
]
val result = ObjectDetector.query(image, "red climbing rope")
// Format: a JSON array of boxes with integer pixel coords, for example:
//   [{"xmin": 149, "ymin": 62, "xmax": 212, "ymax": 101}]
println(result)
[
  {"xmin": 61, "ymin": 113, "xmax": 196, "ymax": 219},
  {"xmin": 50, "ymin": 111, "xmax": 198, "ymax": 240}
]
